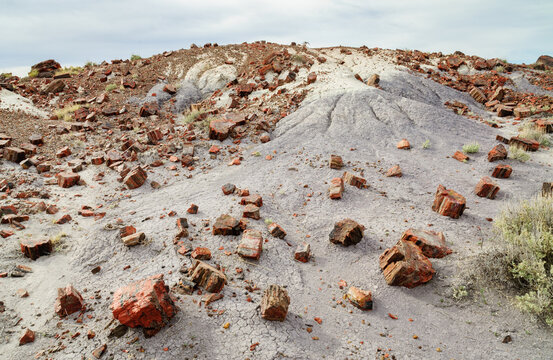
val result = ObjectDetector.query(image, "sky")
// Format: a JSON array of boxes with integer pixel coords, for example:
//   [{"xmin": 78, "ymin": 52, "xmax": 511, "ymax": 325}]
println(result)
[{"xmin": 1, "ymin": 0, "xmax": 552, "ymax": 76}]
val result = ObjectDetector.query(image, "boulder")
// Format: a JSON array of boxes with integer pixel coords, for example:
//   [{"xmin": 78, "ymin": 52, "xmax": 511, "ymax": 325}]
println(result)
[
  {"xmin": 111, "ymin": 274, "xmax": 176, "ymax": 337},
  {"xmin": 396, "ymin": 138, "xmax": 410, "ymax": 149},
  {"xmin": 294, "ymin": 242, "xmax": 311, "ymax": 263},
  {"xmin": 491, "ymin": 164, "xmax": 512, "ymax": 178},
  {"xmin": 509, "ymin": 136, "xmax": 539, "ymax": 151},
  {"xmin": 475, "ymin": 176, "xmax": 500, "ymax": 199},
  {"xmin": 213, "ymin": 214, "xmax": 241, "ymax": 235},
  {"xmin": 237, "ymin": 229, "xmax": 263, "ymax": 260},
  {"xmin": 432, "ymin": 184, "xmax": 466, "ymax": 219},
  {"xmin": 329, "ymin": 219, "xmax": 364, "ymax": 246},
  {"xmin": 385, "ymin": 165, "xmax": 402, "ymax": 177},
  {"xmin": 487, "ymin": 144, "xmax": 508, "ymax": 162},
  {"xmin": 268, "ymin": 223, "xmax": 286, "ymax": 239},
  {"xmin": 400, "ymin": 228, "xmax": 451, "ymax": 258},
  {"xmin": 329, "ymin": 154, "xmax": 343, "ymax": 169},
  {"xmin": 260, "ymin": 285, "xmax": 290, "ymax": 321},
  {"xmin": 209, "ymin": 118, "xmax": 236, "ymax": 141},
  {"xmin": 379, "ymin": 238, "xmax": 435, "ymax": 288},
  {"xmin": 346, "ymin": 287, "xmax": 373, "ymax": 310},
  {"xmin": 19, "ymin": 329, "xmax": 35, "ymax": 346},
  {"xmin": 123, "ymin": 166, "xmax": 147, "ymax": 189},
  {"xmin": 343, "ymin": 171, "xmax": 366, "ymax": 189},
  {"xmin": 189, "ymin": 260, "xmax": 227, "ymax": 293},
  {"xmin": 55, "ymin": 285, "xmax": 84, "ymax": 317},
  {"xmin": 329, "ymin": 177, "xmax": 344, "ymax": 199},
  {"xmin": 20, "ymin": 238, "xmax": 52, "ymax": 260},
  {"xmin": 41, "ymin": 79, "xmax": 65, "ymax": 94}
]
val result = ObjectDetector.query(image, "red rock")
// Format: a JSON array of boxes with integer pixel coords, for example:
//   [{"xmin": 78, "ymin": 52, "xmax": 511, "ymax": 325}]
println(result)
[
  {"xmin": 294, "ymin": 242, "xmax": 311, "ymax": 263},
  {"xmin": 92, "ymin": 344, "xmax": 107, "ymax": 359},
  {"xmin": 55, "ymin": 214, "xmax": 72, "ymax": 224},
  {"xmin": 475, "ymin": 176, "xmax": 500, "ymax": 199},
  {"xmin": 367, "ymin": 74, "xmax": 380, "ymax": 87},
  {"xmin": 28, "ymin": 134, "xmax": 44, "ymax": 146},
  {"xmin": 385, "ymin": 165, "xmax": 402, "ymax": 177},
  {"xmin": 379, "ymin": 238, "xmax": 435, "ymax": 288},
  {"xmin": 55, "ymin": 284, "xmax": 84, "ymax": 317},
  {"xmin": 122, "ymin": 232, "xmax": 145, "ymax": 246},
  {"xmin": 236, "ymin": 83, "xmax": 254, "ymax": 97},
  {"xmin": 329, "ymin": 154, "xmax": 343, "ymax": 169},
  {"xmin": 189, "ymin": 260, "xmax": 227, "ymax": 292},
  {"xmin": 452, "ymin": 151, "xmax": 469, "ymax": 162},
  {"xmin": 187, "ymin": 204, "xmax": 198, "ymax": 214},
  {"xmin": 536, "ymin": 119, "xmax": 553, "ymax": 133},
  {"xmin": 213, "ymin": 214, "xmax": 241, "ymax": 235},
  {"xmin": 222, "ymin": 183, "xmax": 236, "ymax": 195},
  {"xmin": 20, "ymin": 238, "xmax": 52, "ymax": 260},
  {"xmin": 237, "ymin": 229, "xmax": 263, "ymax": 259},
  {"xmin": 492, "ymin": 164, "xmax": 512, "ymax": 178},
  {"xmin": 41, "ymin": 79, "xmax": 65, "ymax": 94},
  {"xmin": 307, "ymin": 72, "xmax": 317, "ymax": 85},
  {"xmin": 469, "ymin": 87, "xmax": 486, "ymax": 103},
  {"xmin": 496, "ymin": 104, "xmax": 513, "ymax": 117},
  {"xmin": 513, "ymin": 107, "xmax": 532, "ymax": 118},
  {"xmin": 509, "ymin": 136, "xmax": 539, "ymax": 151},
  {"xmin": 489, "ymin": 87, "xmax": 505, "ymax": 102},
  {"xmin": 343, "ymin": 171, "xmax": 366, "ymax": 189},
  {"xmin": 240, "ymin": 194, "xmax": 263, "ymax": 207},
  {"xmin": 36, "ymin": 162, "xmax": 51, "ymax": 173},
  {"xmin": 329, "ymin": 177, "xmax": 344, "ymax": 199},
  {"xmin": 268, "ymin": 223, "xmax": 286, "ymax": 239},
  {"xmin": 123, "ymin": 166, "xmax": 147, "ymax": 189},
  {"xmin": 400, "ymin": 228, "xmax": 451, "ymax": 258},
  {"xmin": 147, "ymin": 129, "xmax": 163, "ymax": 144},
  {"xmin": 122, "ymin": 79, "xmax": 136, "ymax": 89},
  {"xmin": 432, "ymin": 185, "xmax": 466, "ymax": 219},
  {"xmin": 120, "ymin": 225, "xmax": 136, "ymax": 238},
  {"xmin": 56, "ymin": 171, "xmax": 81, "ymax": 188},
  {"xmin": 243, "ymin": 204, "xmax": 260, "ymax": 220},
  {"xmin": 19, "ymin": 329, "xmax": 35, "ymax": 345},
  {"xmin": 261, "ymin": 285, "xmax": 290, "ymax": 321},
  {"xmin": 0, "ymin": 230, "xmax": 14, "ymax": 238},
  {"xmin": 446, "ymin": 56, "xmax": 464, "ymax": 69},
  {"xmin": 31, "ymin": 59, "xmax": 61, "ymax": 76},
  {"xmin": 191, "ymin": 247, "xmax": 212, "ymax": 260},
  {"xmin": 397, "ymin": 138, "xmax": 411, "ymax": 149},
  {"xmin": 488, "ymin": 144, "xmax": 508, "ymax": 162},
  {"xmin": 208, "ymin": 145, "xmax": 220, "ymax": 154},
  {"xmin": 111, "ymin": 274, "xmax": 176, "ymax": 337},
  {"xmin": 139, "ymin": 102, "xmax": 159, "ymax": 117},
  {"xmin": 209, "ymin": 118, "xmax": 236, "ymax": 141},
  {"xmin": 346, "ymin": 287, "xmax": 373, "ymax": 310},
  {"xmin": 4, "ymin": 147, "xmax": 25, "ymax": 163},
  {"xmin": 259, "ymin": 133, "xmax": 270, "ymax": 143},
  {"xmin": 329, "ymin": 219, "xmax": 364, "ymax": 246}
]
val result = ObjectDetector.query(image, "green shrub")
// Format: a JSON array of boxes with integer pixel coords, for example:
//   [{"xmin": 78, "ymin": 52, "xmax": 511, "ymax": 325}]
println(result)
[
  {"xmin": 1, "ymin": 72, "xmax": 12, "ymax": 78},
  {"xmin": 519, "ymin": 123, "xmax": 551, "ymax": 146},
  {"xmin": 492, "ymin": 196, "xmax": 553, "ymax": 325},
  {"xmin": 130, "ymin": 54, "xmax": 142, "ymax": 61},
  {"xmin": 291, "ymin": 54, "xmax": 307, "ymax": 64},
  {"xmin": 509, "ymin": 145, "xmax": 530, "ymax": 162},
  {"xmin": 28, "ymin": 69, "xmax": 39, "ymax": 78},
  {"xmin": 55, "ymin": 66, "xmax": 83, "ymax": 76},
  {"xmin": 105, "ymin": 84, "xmax": 117, "ymax": 92},
  {"xmin": 55, "ymin": 104, "xmax": 82, "ymax": 122},
  {"xmin": 421, "ymin": 140, "xmax": 431, "ymax": 149},
  {"xmin": 462, "ymin": 142, "xmax": 480, "ymax": 153},
  {"xmin": 180, "ymin": 110, "xmax": 205, "ymax": 125}
]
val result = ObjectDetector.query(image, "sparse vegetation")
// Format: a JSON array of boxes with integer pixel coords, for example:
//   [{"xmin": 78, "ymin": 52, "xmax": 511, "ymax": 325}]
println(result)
[
  {"xmin": 519, "ymin": 123, "xmax": 551, "ymax": 146},
  {"xmin": 291, "ymin": 54, "xmax": 307, "ymax": 64},
  {"xmin": 55, "ymin": 104, "xmax": 82, "ymax": 122},
  {"xmin": 0, "ymin": 72, "xmax": 12, "ymax": 78},
  {"xmin": 462, "ymin": 142, "xmax": 480, "ymax": 154},
  {"xmin": 199, "ymin": 117, "xmax": 215, "ymax": 133},
  {"xmin": 509, "ymin": 145, "xmax": 530, "ymax": 162},
  {"xmin": 488, "ymin": 196, "xmax": 553, "ymax": 326},
  {"xmin": 105, "ymin": 83, "xmax": 117, "ymax": 92},
  {"xmin": 55, "ymin": 66, "xmax": 83, "ymax": 76},
  {"xmin": 180, "ymin": 109, "xmax": 205, "ymax": 125},
  {"xmin": 494, "ymin": 65, "xmax": 505, "ymax": 73},
  {"xmin": 452, "ymin": 285, "xmax": 469, "ymax": 300},
  {"xmin": 28, "ymin": 69, "xmax": 39, "ymax": 78},
  {"xmin": 130, "ymin": 54, "xmax": 142, "ymax": 61},
  {"xmin": 421, "ymin": 140, "xmax": 431, "ymax": 149},
  {"xmin": 85, "ymin": 61, "xmax": 98, "ymax": 67}
]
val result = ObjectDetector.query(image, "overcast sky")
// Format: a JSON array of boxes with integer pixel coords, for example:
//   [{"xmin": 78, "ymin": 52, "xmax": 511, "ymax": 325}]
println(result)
[{"xmin": 1, "ymin": 0, "xmax": 552, "ymax": 76}]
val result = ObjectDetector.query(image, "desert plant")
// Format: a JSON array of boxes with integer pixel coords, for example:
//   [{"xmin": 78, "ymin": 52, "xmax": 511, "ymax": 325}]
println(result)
[
  {"xmin": 491, "ymin": 196, "xmax": 553, "ymax": 325},
  {"xmin": 291, "ymin": 54, "xmax": 307, "ymax": 64},
  {"xmin": 55, "ymin": 104, "xmax": 82, "ymax": 122},
  {"xmin": 509, "ymin": 145, "xmax": 530, "ymax": 162},
  {"xmin": 105, "ymin": 83, "xmax": 117, "ymax": 92},
  {"xmin": 494, "ymin": 65, "xmax": 505, "ymax": 73},
  {"xmin": 1, "ymin": 72, "xmax": 12, "ymax": 78},
  {"xmin": 55, "ymin": 66, "xmax": 83, "ymax": 76},
  {"xmin": 462, "ymin": 142, "xmax": 480, "ymax": 154},
  {"xmin": 421, "ymin": 140, "xmax": 431, "ymax": 149},
  {"xmin": 130, "ymin": 54, "xmax": 142, "ymax": 61},
  {"xmin": 28, "ymin": 69, "xmax": 39, "ymax": 78},
  {"xmin": 85, "ymin": 61, "xmax": 98, "ymax": 67},
  {"xmin": 519, "ymin": 123, "xmax": 551, "ymax": 146},
  {"xmin": 180, "ymin": 109, "xmax": 205, "ymax": 125}
]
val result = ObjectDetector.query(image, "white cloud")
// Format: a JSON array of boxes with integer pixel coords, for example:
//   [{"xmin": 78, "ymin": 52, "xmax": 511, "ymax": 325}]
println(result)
[{"xmin": 0, "ymin": 0, "xmax": 551, "ymax": 68}]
